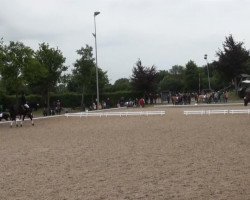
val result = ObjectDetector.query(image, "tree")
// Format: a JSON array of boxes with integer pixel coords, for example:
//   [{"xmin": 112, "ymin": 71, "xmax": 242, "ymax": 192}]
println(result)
[
  {"xmin": 0, "ymin": 41, "xmax": 33, "ymax": 98},
  {"xmin": 159, "ymin": 74, "xmax": 184, "ymax": 92},
  {"xmin": 245, "ymin": 58, "xmax": 250, "ymax": 74},
  {"xmin": 184, "ymin": 60, "xmax": 199, "ymax": 91},
  {"xmin": 0, "ymin": 38, "xmax": 4, "ymax": 93},
  {"xmin": 35, "ymin": 43, "xmax": 67, "ymax": 108},
  {"xmin": 113, "ymin": 78, "xmax": 131, "ymax": 91},
  {"xmin": 169, "ymin": 65, "xmax": 185, "ymax": 76},
  {"xmin": 89, "ymin": 67, "xmax": 109, "ymax": 97},
  {"xmin": 158, "ymin": 65, "xmax": 185, "ymax": 92},
  {"xmin": 131, "ymin": 59, "xmax": 158, "ymax": 94},
  {"xmin": 72, "ymin": 45, "xmax": 95, "ymax": 107},
  {"xmin": 0, "ymin": 38, "xmax": 4, "ymax": 70},
  {"xmin": 155, "ymin": 70, "xmax": 169, "ymax": 92},
  {"xmin": 216, "ymin": 35, "xmax": 250, "ymax": 86},
  {"xmin": 55, "ymin": 73, "xmax": 71, "ymax": 93},
  {"xmin": 23, "ymin": 58, "xmax": 48, "ymax": 94},
  {"xmin": 71, "ymin": 45, "xmax": 109, "ymax": 106}
]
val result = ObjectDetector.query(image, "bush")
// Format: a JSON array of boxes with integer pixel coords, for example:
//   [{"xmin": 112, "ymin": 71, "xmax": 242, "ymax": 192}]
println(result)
[
  {"xmin": 50, "ymin": 93, "xmax": 89, "ymax": 108},
  {"xmin": 0, "ymin": 91, "xmax": 144, "ymax": 111},
  {"xmin": 101, "ymin": 91, "xmax": 143, "ymax": 106}
]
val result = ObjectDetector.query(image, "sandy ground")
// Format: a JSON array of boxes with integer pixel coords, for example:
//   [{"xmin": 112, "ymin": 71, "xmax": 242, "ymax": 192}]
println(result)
[{"xmin": 0, "ymin": 105, "xmax": 250, "ymax": 200}]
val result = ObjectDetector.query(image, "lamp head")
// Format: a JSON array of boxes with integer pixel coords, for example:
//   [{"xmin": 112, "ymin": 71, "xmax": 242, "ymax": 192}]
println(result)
[{"xmin": 94, "ymin": 11, "xmax": 100, "ymax": 16}]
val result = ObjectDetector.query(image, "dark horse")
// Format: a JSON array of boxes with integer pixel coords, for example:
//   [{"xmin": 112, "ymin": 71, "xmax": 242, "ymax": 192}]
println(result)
[{"xmin": 9, "ymin": 104, "xmax": 34, "ymax": 127}]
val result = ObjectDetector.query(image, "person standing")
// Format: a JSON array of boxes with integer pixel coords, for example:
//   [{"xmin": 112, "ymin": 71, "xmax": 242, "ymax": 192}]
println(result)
[
  {"xmin": 139, "ymin": 98, "xmax": 145, "ymax": 107},
  {"xmin": 224, "ymin": 91, "xmax": 229, "ymax": 103}
]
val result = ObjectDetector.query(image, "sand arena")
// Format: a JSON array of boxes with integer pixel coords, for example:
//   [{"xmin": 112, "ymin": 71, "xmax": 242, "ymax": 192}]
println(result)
[{"xmin": 0, "ymin": 105, "xmax": 249, "ymax": 199}]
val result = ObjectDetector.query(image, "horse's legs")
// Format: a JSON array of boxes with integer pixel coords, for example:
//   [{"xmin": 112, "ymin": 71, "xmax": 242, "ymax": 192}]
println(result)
[
  {"xmin": 26, "ymin": 113, "xmax": 34, "ymax": 126},
  {"xmin": 10, "ymin": 116, "xmax": 18, "ymax": 127},
  {"xmin": 19, "ymin": 115, "xmax": 24, "ymax": 127},
  {"xmin": 20, "ymin": 112, "xmax": 34, "ymax": 126},
  {"xmin": 10, "ymin": 119, "xmax": 18, "ymax": 127}
]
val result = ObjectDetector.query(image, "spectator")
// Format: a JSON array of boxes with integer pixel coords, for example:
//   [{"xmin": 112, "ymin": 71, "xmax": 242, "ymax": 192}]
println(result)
[
  {"xmin": 224, "ymin": 91, "xmax": 229, "ymax": 102},
  {"xmin": 139, "ymin": 98, "xmax": 145, "ymax": 107}
]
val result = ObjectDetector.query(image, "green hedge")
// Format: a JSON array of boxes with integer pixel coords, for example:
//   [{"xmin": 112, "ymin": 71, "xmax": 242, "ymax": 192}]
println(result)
[
  {"xmin": 0, "ymin": 91, "xmax": 143, "ymax": 111},
  {"xmin": 100, "ymin": 91, "xmax": 143, "ymax": 106},
  {"xmin": 50, "ymin": 93, "xmax": 92, "ymax": 108},
  {"xmin": 0, "ymin": 94, "xmax": 43, "ymax": 111},
  {"xmin": 0, "ymin": 93, "xmax": 15, "ymax": 111}
]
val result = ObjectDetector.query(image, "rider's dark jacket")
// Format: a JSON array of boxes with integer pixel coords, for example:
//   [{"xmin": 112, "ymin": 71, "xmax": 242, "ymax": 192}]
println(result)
[{"xmin": 20, "ymin": 95, "xmax": 26, "ymax": 106}]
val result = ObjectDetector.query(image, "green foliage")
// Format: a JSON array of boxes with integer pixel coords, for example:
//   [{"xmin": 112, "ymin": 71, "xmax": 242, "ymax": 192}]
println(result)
[
  {"xmin": 0, "ymin": 90, "xmax": 6, "ymax": 111},
  {"xmin": 51, "ymin": 93, "xmax": 90, "ymax": 108},
  {"xmin": 216, "ymin": 35, "xmax": 250, "ymax": 82},
  {"xmin": 69, "ymin": 45, "xmax": 109, "ymax": 106},
  {"xmin": 131, "ymin": 59, "xmax": 158, "ymax": 93},
  {"xmin": 72, "ymin": 45, "xmax": 95, "ymax": 92},
  {"xmin": 0, "ymin": 94, "xmax": 16, "ymax": 109},
  {"xmin": 159, "ymin": 75, "xmax": 184, "ymax": 92},
  {"xmin": 112, "ymin": 78, "xmax": 132, "ymax": 92},
  {"xmin": 244, "ymin": 58, "xmax": 250, "ymax": 74},
  {"xmin": 169, "ymin": 65, "xmax": 185, "ymax": 76},
  {"xmin": 94, "ymin": 68, "xmax": 109, "ymax": 94},
  {"xmin": 158, "ymin": 65, "xmax": 185, "ymax": 92},
  {"xmin": 71, "ymin": 45, "xmax": 95, "ymax": 106},
  {"xmin": 227, "ymin": 91, "xmax": 241, "ymax": 101},
  {"xmin": 35, "ymin": 43, "xmax": 67, "ymax": 107},
  {"xmin": 156, "ymin": 70, "xmax": 168, "ymax": 81},
  {"xmin": 104, "ymin": 78, "xmax": 132, "ymax": 93},
  {"xmin": 23, "ymin": 91, "xmax": 142, "ymax": 109},
  {"xmin": 23, "ymin": 58, "xmax": 48, "ymax": 94},
  {"xmin": 27, "ymin": 94, "xmax": 44, "ymax": 104},
  {"xmin": 100, "ymin": 91, "xmax": 143, "ymax": 106},
  {"xmin": 0, "ymin": 41, "xmax": 34, "ymax": 96},
  {"xmin": 1, "ymin": 35, "xmax": 250, "ymax": 104},
  {"xmin": 185, "ymin": 60, "xmax": 199, "ymax": 91}
]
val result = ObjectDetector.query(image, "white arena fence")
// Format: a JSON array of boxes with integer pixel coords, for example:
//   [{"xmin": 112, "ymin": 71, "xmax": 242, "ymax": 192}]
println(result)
[
  {"xmin": 184, "ymin": 109, "xmax": 250, "ymax": 115},
  {"xmin": 228, "ymin": 109, "xmax": 250, "ymax": 114},
  {"xmin": 0, "ymin": 114, "xmax": 64, "ymax": 125},
  {"xmin": 0, "ymin": 115, "xmax": 66, "ymax": 124},
  {"xmin": 65, "ymin": 110, "xmax": 166, "ymax": 117},
  {"xmin": 0, "ymin": 110, "xmax": 165, "ymax": 125}
]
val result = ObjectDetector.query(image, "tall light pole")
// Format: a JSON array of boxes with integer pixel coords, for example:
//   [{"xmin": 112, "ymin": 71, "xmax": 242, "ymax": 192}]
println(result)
[
  {"xmin": 204, "ymin": 54, "xmax": 211, "ymax": 90},
  {"xmin": 93, "ymin": 11, "xmax": 100, "ymax": 109}
]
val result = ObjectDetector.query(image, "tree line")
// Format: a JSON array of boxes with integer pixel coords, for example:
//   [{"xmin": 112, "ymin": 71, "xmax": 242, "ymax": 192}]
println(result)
[{"xmin": 0, "ymin": 34, "xmax": 250, "ymax": 109}]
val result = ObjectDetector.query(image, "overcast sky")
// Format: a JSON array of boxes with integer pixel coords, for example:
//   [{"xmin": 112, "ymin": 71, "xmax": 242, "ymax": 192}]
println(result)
[{"xmin": 1, "ymin": 0, "xmax": 250, "ymax": 83}]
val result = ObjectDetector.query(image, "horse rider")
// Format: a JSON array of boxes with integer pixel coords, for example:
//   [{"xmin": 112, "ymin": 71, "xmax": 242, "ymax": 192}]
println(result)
[{"xmin": 20, "ymin": 93, "xmax": 29, "ymax": 110}]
